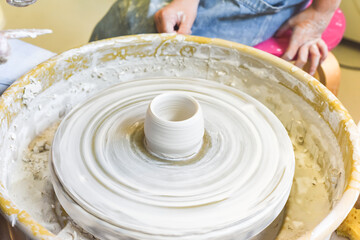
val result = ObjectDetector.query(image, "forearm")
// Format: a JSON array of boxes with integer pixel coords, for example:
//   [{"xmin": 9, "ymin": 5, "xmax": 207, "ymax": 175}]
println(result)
[{"xmin": 312, "ymin": 0, "xmax": 341, "ymax": 13}]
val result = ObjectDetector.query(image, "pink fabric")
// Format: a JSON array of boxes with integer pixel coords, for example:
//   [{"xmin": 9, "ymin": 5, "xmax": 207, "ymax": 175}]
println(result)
[{"xmin": 254, "ymin": 8, "xmax": 346, "ymax": 58}]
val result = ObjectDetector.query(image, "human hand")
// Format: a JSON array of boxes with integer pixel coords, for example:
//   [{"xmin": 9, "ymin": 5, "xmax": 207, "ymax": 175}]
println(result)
[
  {"xmin": 0, "ymin": 33, "xmax": 10, "ymax": 64},
  {"xmin": 154, "ymin": 0, "xmax": 199, "ymax": 34},
  {"xmin": 0, "ymin": 29, "xmax": 52, "ymax": 64},
  {"xmin": 277, "ymin": 5, "xmax": 336, "ymax": 75}
]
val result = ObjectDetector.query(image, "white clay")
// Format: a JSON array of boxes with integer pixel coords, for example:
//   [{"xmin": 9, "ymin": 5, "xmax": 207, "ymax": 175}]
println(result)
[
  {"xmin": 50, "ymin": 78, "xmax": 294, "ymax": 240},
  {"xmin": 144, "ymin": 92, "xmax": 204, "ymax": 160},
  {"xmin": 0, "ymin": 35, "xmax": 344, "ymax": 240}
]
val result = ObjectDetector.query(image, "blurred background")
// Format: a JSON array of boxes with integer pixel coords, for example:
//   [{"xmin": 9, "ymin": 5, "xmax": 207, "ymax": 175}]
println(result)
[{"xmin": 0, "ymin": 0, "xmax": 115, "ymax": 52}]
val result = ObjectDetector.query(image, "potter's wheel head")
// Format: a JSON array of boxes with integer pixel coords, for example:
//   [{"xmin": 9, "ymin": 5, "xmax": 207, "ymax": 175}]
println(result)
[{"xmin": 51, "ymin": 78, "xmax": 294, "ymax": 240}]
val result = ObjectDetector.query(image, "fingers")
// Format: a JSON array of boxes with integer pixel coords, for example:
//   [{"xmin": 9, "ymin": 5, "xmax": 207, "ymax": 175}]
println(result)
[
  {"xmin": 177, "ymin": 14, "xmax": 193, "ymax": 35},
  {"xmin": 278, "ymin": 5, "xmax": 331, "ymax": 75},
  {"xmin": 283, "ymin": 39, "xmax": 327, "ymax": 76},
  {"xmin": 317, "ymin": 39, "xmax": 328, "ymax": 64},
  {"xmin": 293, "ymin": 43, "xmax": 325, "ymax": 76},
  {"xmin": 155, "ymin": 9, "xmax": 194, "ymax": 34},
  {"xmin": 282, "ymin": 25, "xmax": 328, "ymax": 76},
  {"xmin": 308, "ymin": 44, "xmax": 321, "ymax": 75},
  {"xmin": 154, "ymin": 10, "xmax": 177, "ymax": 33},
  {"xmin": 295, "ymin": 44, "xmax": 309, "ymax": 69},
  {"xmin": 154, "ymin": 1, "xmax": 198, "ymax": 35},
  {"xmin": 0, "ymin": 34, "xmax": 10, "ymax": 63},
  {"xmin": 282, "ymin": 27, "xmax": 303, "ymax": 61},
  {"xmin": 282, "ymin": 40, "xmax": 299, "ymax": 61}
]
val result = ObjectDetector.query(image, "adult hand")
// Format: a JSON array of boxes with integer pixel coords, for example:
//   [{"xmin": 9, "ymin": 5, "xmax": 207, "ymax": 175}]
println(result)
[
  {"xmin": 277, "ymin": 3, "xmax": 338, "ymax": 75},
  {"xmin": 154, "ymin": 0, "xmax": 200, "ymax": 34}
]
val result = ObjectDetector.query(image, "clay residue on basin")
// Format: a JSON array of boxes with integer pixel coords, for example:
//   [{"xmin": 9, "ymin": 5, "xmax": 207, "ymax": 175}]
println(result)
[{"xmin": 0, "ymin": 35, "xmax": 346, "ymax": 239}]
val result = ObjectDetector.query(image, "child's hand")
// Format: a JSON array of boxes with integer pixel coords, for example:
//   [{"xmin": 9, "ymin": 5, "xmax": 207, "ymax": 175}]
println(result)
[{"xmin": 154, "ymin": 0, "xmax": 199, "ymax": 34}]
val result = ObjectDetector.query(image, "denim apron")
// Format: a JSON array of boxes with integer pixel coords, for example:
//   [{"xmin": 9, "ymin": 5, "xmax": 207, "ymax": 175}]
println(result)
[{"xmin": 90, "ymin": 0, "xmax": 309, "ymax": 46}]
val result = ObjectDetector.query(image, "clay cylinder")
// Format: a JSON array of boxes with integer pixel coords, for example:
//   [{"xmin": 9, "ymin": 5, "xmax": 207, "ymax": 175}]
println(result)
[{"xmin": 144, "ymin": 92, "xmax": 204, "ymax": 160}]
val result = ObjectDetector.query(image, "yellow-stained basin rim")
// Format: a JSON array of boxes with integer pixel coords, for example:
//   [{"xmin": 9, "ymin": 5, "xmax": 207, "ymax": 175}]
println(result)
[{"xmin": 0, "ymin": 34, "xmax": 359, "ymax": 240}]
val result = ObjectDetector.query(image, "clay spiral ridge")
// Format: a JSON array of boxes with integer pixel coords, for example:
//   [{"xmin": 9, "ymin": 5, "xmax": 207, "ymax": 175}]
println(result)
[{"xmin": 51, "ymin": 78, "xmax": 294, "ymax": 240}]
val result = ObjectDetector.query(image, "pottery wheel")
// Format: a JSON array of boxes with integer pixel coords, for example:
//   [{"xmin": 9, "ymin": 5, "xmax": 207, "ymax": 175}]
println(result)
[{"xmin": 50, "ymin": 78, "xmax": 295, "ymax": 240}]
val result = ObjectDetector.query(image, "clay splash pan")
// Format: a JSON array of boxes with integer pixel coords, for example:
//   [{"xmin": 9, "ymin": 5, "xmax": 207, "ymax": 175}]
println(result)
[{"xmin": 0, "ymin": 34, "xmax": 359, "ymax": 240}]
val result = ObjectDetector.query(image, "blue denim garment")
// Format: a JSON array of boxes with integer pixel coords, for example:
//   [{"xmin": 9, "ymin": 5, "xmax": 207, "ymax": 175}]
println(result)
[{"xmin": 90, "ymin": 0, "xmax": 309, "ymax": 46}]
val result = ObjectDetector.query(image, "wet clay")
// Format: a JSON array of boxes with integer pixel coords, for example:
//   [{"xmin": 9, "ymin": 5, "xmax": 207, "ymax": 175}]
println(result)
[
  {"xmin": 9, "ymin": 97, "xmax": 333, "ymax": 240},
  {"xmin": 49, "ymin": 79, "xmax": 294, "ymax": 239},
  {"xmin": 1, "ymin": 35, "xmax": 344, "ymax": 239}
]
